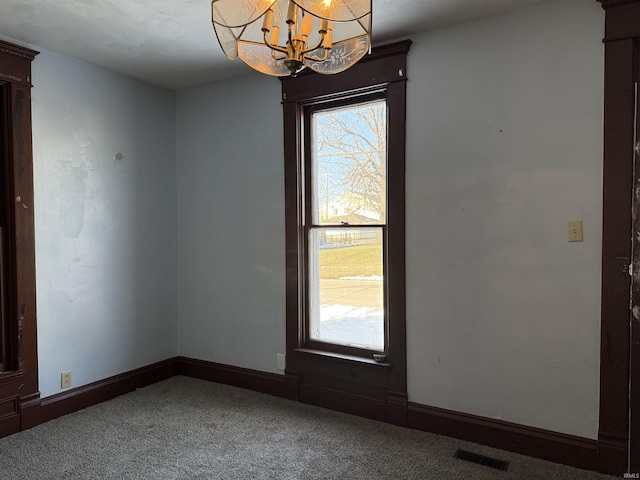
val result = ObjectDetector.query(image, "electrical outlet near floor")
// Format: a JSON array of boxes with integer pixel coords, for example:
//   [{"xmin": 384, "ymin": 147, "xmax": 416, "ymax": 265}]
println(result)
[
  {"xmin": 61, "ymin": 371, "xmax": 72, "ymax": 389},
  {"xmin": 277, "ymin": 353, "xmax": 286, "ymax": 371}
]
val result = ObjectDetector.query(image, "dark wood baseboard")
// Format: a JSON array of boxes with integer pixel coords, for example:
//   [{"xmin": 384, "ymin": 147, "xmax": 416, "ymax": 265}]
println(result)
[
  {"xmin": 297, "ymin": 376, "xmax": 408, "ymax": 427},
  {"xmin": 176, "ymin": 356, "xmax": 297, "ymax": 400},
  {"xmin": 40, "ymin": 358, "xmax": 179, "ymax": 423},
  {"xmin": 0, "ymin": 395, "xmax": 20, "ymax": 438},
  {"xmin": 31, "ymin": 357, "xmax": 618, "ymax": 475},
  {"xmin": 597, "ymin": 431, "xmax": 628, "ymax": 475},
  {"xmin": 175, "ymin": 358, "xmax": 609, "ymax": 473},
  {"xmin": 299, "ymin": 382, "xmax": 388, "ymax": 421},
  {"xmin": 20, "ymin": 392, "xmax": 42, "ymax": 430},
  {"xmin": 407, "ymin": 402, "xmax": 600, "ymax": 473}
]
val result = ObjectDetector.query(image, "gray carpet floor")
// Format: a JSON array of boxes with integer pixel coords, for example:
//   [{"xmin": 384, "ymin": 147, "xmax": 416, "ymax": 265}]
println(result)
[{"xmin": 0, "ymin": 376, "xmax": 618, "ymax": 479}]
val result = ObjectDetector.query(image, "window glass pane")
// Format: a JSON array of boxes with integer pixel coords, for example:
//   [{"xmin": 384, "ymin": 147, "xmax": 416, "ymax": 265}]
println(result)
[
  {"xmin": 311, "ymin": 100, "xmax": 386, "ymax": 225},
  {"xmin": 308, "ymin": 227, "xmax": 384, "ymax": 350}
]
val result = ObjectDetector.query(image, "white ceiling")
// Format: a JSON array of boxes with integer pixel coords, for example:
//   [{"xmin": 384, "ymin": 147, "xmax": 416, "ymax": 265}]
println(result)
[{"xmin": 0, "ymin": 0, "xmax": 551, "ymax": 90}]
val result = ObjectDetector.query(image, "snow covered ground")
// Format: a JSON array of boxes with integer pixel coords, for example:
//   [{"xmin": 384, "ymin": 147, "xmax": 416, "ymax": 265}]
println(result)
[{"xmin": 318, "ymin": 304, "xmax": 384, "ymax": 350}]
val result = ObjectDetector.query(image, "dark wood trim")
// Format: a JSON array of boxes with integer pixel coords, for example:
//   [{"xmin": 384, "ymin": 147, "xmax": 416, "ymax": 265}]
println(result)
[
  {"xmin": 600, "ymin": 1, "xmax": 640, "ymax": 475},
  {"xmin": 40, "ymin": 359, "xmax": 178, "ymax": 423},
  {"xmin": 36, "ymin": 356, "xmax": 403, "ymax": 431},
  {"xmin": 294, "ymin": 348, "xmax": 406, "ymax": 425},
  {"xmin": 600, "ymin": 36, "xmax": 634, "ymax": 476},
  {"xmin": 0, "ymin": 40, "xmax": 38, "ymax": 87},
  {"xmin": 0, "ymin": 394, "xmax": 20, "ymax": 436},
  {"xmin": 281, "ymin": 39, "xmax": 411, "ymax": 428},
  {"xmin": 176, "ymin": 357, "xmax": 297, "ymax": 400},
  {"xmin": 11, "ymin": 82, "xmax": 38, "ymax": 395},
  {"xmin": 300, "ymin": 90, "xmax": 389, "ymax": 360},
  {"xmin": 0, "ymin": 38, "xmax": 39, "ymax": 440},
  {"xmin": 632, "ymin": 42, "xmax": 640, "ymax": 472},
  {"xmin": 283, "ymin": 97, "xmax": 304, "ymax": 376},
  {"xmin": 600, "ymin": 0, "xmax": 640, "ymax": 11},
  {"xmin": 19, "ymin": 391, "xmax": 41, "ymax": 430},
  {"xmin": 385, "ymin": 75, "xmax": 408, "ymax": 407},
  {"xmin": 408, "ymin": 402, "xmax": 599, "ymax": 471},
  {"xmin": 601, "ymin": 1, "xmax": 640, "ymax": 41}
]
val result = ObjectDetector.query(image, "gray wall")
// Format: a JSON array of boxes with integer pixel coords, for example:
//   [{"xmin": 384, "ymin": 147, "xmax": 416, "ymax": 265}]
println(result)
[
  {"xmin": 176, "ymin": 0, "xmax": 604, "ymax": 439},
  {"xmin": 176, "ymin": 74, "xmax": 286, "ymax": 370},
  {"xmin": 404, "ymin": 0, "xmax": 603, "ymax": 439},
  {"xmin": 32, "ymin": 49, "xmax": 179, "ymax": 397}
]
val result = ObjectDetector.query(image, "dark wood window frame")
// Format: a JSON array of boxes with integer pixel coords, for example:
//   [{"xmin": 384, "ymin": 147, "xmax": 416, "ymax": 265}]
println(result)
[
  {"xmin": 302, "ymin": 91, "xmax": 388, "ymax": 358},
  {"xmin": 0, "ymin": 39, "xmax": 40, "ymax": 436},
  {"xmin": 281, "ymin": 40, "xmax": 411, "ymax": 425}
]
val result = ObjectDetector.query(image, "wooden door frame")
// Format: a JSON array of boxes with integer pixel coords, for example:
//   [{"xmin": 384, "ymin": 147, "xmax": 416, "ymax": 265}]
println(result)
[
  {"xmin": 633, "ymin": 58, "xmax": 640, "ymax": 474},
  {"xmin": 0, "ymin": 39, "xmax": 40, "ymax": 435},
  {"xmin": 598, "ymin": 0, "xmax": 640, "ymax": 474}
]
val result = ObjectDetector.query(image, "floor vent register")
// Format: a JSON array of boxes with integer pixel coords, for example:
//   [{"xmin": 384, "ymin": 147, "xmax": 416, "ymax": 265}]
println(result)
[{"xmin": 453, "ymin": 449, "xmax": 510, "ymax": 471}]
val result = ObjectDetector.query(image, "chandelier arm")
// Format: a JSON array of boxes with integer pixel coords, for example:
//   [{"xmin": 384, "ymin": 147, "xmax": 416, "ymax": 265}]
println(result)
[
  {"xmin": 263, "ymin": 31, "xmax": 288, "ymax": 54},
  {"xmin": 301, "ymin": 32, "xmax": 327, "ymax": 55},
  {"xmin": 271, "ymin": 49, "xmax": 286, "ymax": 61},
  {"xmin": 303, "ymin": 47, "xmax": 330, "ymax": 63}
]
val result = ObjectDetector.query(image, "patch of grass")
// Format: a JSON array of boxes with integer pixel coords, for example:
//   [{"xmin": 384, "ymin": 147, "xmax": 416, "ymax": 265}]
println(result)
[{"xmin": 319, "ymin": 244, "xmax": 382, "ymax": 279}]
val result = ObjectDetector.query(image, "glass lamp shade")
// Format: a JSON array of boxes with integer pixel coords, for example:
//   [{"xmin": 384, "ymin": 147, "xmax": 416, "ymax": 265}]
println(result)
[
  {"xmin": 211, "ymin": 0, "xmax": 277, "ymax": 28},
  {"xmin": 211, "ymin": 0, "xmax": 371, "ymax": 76},
  {"xmin": 292, "ymin": 0, "xmax": 370, "ymax": 22}
]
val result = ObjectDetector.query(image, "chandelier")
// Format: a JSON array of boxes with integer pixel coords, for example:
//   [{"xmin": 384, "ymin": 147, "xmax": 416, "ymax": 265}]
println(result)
[{"xmin": 211, "ymin": 0, "xmax": 372, "ymax": 76}]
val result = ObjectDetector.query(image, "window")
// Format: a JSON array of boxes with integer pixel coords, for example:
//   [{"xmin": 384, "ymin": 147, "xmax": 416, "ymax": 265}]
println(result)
[
  {"xmin": 306, "ymin": 97, "xmax": 387, "ymax": 352},
  {"xmin": 282, "ymin": 40, "xmax": 411, "ymax": 424}
]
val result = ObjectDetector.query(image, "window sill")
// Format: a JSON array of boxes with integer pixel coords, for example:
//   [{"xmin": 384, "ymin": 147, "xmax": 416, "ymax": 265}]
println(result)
[{"xmin": 295, "ymin": 348, "xmax": 391, "ymax": 368}]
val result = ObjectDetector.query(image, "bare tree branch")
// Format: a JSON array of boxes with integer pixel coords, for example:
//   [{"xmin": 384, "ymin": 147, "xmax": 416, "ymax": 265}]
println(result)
[{"xmin": 315, "ymin": 103, "xmax": 386, "ymax": 222}]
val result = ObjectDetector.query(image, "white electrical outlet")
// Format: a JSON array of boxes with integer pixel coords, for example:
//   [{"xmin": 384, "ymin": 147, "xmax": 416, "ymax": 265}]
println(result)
[
  {"xmin": 276, "ymin": 353, "xmax": 286, "ymax": 371},
  {"xmin": 61, "ymin": 371, "xmax": 72, "ymax": 389}
]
